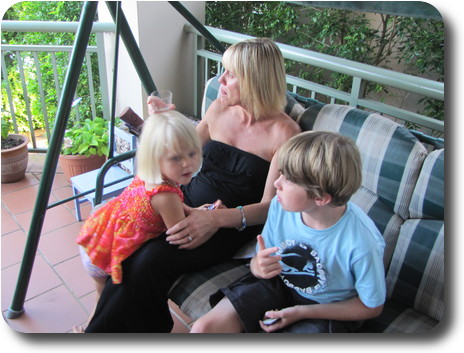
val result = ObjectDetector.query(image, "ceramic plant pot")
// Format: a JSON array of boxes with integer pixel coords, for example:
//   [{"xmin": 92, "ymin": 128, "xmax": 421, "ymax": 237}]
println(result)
[
  {"xmin": 59, "ymin": 153, "xmax": 106, "ymax": 183},
  {"xmin": 1, "ymin": 134, "xmax": 29, "ymax": 183}
]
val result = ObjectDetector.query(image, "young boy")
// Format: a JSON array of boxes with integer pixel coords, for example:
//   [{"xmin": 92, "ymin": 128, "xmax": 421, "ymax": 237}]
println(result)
[{"xmin": 190, "ymin": 131, "xmax": 386, "ymax": 333}]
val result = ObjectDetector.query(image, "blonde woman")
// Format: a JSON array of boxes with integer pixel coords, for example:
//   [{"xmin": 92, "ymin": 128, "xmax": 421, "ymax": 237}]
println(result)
[{"xmin": 86, "ymin": 38, "xmax": 301, "ymax": 332}]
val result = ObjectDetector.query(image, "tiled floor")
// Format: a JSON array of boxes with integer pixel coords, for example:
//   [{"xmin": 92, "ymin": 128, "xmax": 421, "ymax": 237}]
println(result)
[{"xmin": 1, "ymin": 153, "xmax": 193, "ymax": 333}]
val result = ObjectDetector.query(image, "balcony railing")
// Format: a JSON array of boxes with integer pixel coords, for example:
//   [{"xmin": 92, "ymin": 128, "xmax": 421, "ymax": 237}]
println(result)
[
  {"xmin": 1, "ymin": 20, "xmax": 114, "ymax": 150},
  {"xmin": 2, "ymin": 20, "xmax": 444, "ymax": 154},
  {"xmin": 186, "ymin": 25, "xmax": 444, "ymax": 136}
]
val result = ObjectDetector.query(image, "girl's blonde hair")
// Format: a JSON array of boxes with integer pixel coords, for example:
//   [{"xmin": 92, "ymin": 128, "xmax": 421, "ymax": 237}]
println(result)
[
  {"xmin": 222, "ymin": 38, "xmax": 287, "ymax": 120},
  {"xmin": 278, "ymin": 131, "xmax": 362, "ymax": 206},
  {"xmin": 136, "ymin": 111, "xmax": 202, "ymax": 184}
]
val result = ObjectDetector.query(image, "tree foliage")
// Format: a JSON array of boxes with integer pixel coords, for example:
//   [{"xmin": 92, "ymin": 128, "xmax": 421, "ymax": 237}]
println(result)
[
  {"xmin": 1, "ymin": 1, "xmax": 101, "ymax": 136},
  {"xmin": 206, "ymin": 1, "xmax": 444, "ymax": 122}
]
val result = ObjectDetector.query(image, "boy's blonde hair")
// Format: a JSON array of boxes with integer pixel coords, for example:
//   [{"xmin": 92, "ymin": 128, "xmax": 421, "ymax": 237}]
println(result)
[
  {"xmin": 136, "ymin": 111, "xmax": 202, "ymax": 184},
  {"xmin": 222, "ymin": 38, "xmax": 287, "ymax": 120},
  {"xmin": 278, "ymin": 131, "xmax": 362, "ymax": 206}
]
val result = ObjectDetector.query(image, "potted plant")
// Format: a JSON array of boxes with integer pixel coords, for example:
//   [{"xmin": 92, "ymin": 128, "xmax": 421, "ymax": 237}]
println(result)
[
  {"xmin": 1, "ymin": 117, "xmax": 29, "ymax": 183},
  {"xmin": 59, "ymin": 117, "xmax": 109, "ymax": 182}
]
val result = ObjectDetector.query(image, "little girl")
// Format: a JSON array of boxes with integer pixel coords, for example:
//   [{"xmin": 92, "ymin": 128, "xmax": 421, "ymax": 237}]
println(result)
[{"xmin": 75, "ymin": 111, "xmax": 202, "ymax": 331}]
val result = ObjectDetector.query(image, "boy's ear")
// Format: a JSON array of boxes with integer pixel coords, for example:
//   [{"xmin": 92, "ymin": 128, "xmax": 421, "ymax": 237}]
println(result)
[{"xmin": 314, "ymin": 193, "xmax": 332, "ymax": 206}]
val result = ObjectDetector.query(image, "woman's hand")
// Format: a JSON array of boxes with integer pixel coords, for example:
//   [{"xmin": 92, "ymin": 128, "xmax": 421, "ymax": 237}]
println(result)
[
  {"xmin": 147, "ymin": 96, "xmax": 176, "ymax": 115},
  {"xmin": 165, "ymin": 204, "xmax": 219, "ymax": 249},
  {"xmin": 250, "ymin": 235, "xmax": 282, "ymax": 279}
]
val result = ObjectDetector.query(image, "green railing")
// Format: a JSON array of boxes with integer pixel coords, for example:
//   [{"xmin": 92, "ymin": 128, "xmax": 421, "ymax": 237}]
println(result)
[
  {"xmin": 185, "ymin": 24, "xmax": 444, "ymax": 135},
  {"xmin": 2, "ymin": 19, "xmax": 444, "ymax": 152}
]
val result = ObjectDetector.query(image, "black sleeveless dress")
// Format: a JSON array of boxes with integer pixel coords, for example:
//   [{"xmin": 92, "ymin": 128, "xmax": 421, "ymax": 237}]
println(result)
[{"xmin": 86, "ymin": 140, "xmax": 271, "ymax": 332}]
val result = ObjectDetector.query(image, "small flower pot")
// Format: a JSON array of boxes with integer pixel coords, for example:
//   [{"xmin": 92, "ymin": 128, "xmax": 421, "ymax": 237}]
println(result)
[
  {"xmin": 1, "ymin": 134, "xmax": 29, "ymax": 183},
  {"xmin": 59, "ymin": 154, "xmax": 107, "ymax": 183}
]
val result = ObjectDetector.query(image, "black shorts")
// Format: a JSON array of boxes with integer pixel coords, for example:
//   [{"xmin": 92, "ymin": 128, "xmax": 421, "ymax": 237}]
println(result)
[{"xmin": 210, "ymin": 272, "xmax": 362, "ymax": 333}]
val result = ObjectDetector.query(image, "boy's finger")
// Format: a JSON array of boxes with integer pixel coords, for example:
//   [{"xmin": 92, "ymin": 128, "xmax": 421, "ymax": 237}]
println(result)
[{"xmin": 257, "ymin": 234, "xmax": 266, "ymax": 251}]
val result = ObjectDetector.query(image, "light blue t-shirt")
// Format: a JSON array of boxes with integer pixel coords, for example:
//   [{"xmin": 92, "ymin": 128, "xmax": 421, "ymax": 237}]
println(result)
[{"xmin": 260, "ymin": 197, "xmax": 386, "ymax": 308}]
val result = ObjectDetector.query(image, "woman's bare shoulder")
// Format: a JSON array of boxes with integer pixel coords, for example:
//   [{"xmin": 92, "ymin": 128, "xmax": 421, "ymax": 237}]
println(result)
[{"xmin": 276, "ymin": 112, "xmax": 301, "ymax": 138}]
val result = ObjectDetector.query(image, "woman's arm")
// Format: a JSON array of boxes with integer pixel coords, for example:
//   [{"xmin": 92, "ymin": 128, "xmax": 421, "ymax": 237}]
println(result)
[
  {"xmin": 165, "ymin": 155, "xmax": 281, "ymax": 249},
  {"xmin": 259, "ymin": 296, "xmax": 383, "ymax": 332}
]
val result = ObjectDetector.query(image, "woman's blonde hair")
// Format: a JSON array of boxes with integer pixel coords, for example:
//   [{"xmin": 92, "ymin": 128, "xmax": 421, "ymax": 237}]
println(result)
[
  {"xmin": 136, "ymin": 111, "xmax": 202, "ymax": 184},
  {"xmin": 278, "ymin": 131, "xmax": 362, "ymax": 206},
  {"xmin": 222, "ymin": 38, "xmax": 287, "ymax": 120}
]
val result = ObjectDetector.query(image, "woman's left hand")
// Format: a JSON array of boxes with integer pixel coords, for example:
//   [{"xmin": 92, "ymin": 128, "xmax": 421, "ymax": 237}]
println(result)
[
  {"xmin": 147, "ymin": 96, "xmax": 176, "ymax": 115},
  {"xmin": 165, "ymin": 204, "xmax": 219, "ymax": 249}
]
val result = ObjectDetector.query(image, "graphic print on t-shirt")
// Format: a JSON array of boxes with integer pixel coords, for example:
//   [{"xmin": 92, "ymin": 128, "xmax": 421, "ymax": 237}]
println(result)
[{"xmin": 277, "ymin": 239, "xmax": 327, "ymax": 295}]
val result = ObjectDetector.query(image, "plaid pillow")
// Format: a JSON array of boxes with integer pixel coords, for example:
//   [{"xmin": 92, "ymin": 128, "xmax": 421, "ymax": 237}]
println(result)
[
  {"xmin": 409, "ymin": 149, "xmax": 444, "ymax": 219},
  {"xmin": 385, "ymin": 219, "xmax": 444, "ymax": 321},
  {"xmin": 169, "ymin": 260, "xmax": 249, "ymax": 320},
  {"xmin": 311, "ymin": 105, "xmax": 428, "ymax": 221}
]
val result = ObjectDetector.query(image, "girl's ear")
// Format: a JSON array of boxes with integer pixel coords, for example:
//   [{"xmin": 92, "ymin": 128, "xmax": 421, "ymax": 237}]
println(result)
[{"xmin": 314, "ymin": 193, "xmax": 332, "ymax": 206}]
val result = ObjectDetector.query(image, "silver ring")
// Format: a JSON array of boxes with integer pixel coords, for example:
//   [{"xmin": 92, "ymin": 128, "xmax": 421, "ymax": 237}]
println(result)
[{"xmin": 188, "ymin": 236, "xmax": 193, "ymax": 242}]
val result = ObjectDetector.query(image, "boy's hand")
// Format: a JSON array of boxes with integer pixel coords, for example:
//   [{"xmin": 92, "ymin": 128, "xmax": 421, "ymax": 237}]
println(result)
[
  {"xmin": 250, "ymin": 235, "xmax": 282, "ymax": 279},
  {"xmin": 259, "ymin": 307, "xmax": 300, "ymax": 332}
]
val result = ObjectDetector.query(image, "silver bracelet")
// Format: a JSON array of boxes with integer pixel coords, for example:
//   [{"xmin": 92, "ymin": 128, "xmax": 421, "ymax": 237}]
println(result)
[{"xmin": 236, "ymin": 206, "xmax": 247, "ymax": 231}]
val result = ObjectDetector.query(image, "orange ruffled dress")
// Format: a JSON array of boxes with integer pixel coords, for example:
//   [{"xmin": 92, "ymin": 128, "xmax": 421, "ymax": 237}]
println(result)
[{"xmin": 77, "ymin": 176, "xmax": 183, "ymax": 284}]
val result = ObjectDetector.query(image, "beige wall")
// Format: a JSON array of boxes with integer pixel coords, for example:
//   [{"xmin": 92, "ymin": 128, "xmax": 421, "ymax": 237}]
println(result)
[{"xmin": 98, "ymin": 1, "xmax": 205, "ymax": 120}]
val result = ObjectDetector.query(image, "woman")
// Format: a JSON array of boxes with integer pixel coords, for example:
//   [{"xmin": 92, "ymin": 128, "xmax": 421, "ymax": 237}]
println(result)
[{"xmin": 85, "ymin": 38, "xmax": 301, "ymax": 332}]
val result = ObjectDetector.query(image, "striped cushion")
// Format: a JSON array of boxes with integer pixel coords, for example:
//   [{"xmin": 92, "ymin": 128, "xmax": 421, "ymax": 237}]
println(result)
[
  {"xmin": 310, "ymin": 105, "xmax": 428, "ymax": 221},
  {"xmin": 351, "ymin": 186, "xmax": 404, "ymax": 270},
  {"xmin": 358, "ymin": 300, "xmax": 439, "ymax": 333},
  {"xmin": 201, "ymin": 76, "xmax": 221, "ymax": 118},
  {"xmin": 386, "ymin": 219, "xmax": 444, "ymax": 321},
  {"xmin": 409, "ymin": 149, "xmax": 444, "ymax": 219},
  {"xmin": 168, "ymin": 260, "xmax": 249, "ymax": 320}
]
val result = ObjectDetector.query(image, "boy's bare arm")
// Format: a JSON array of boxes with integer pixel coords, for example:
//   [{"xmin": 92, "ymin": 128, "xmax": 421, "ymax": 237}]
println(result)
[{"xmin": 260, "ymin": 296, "xmax": 383, "ymax": 332}]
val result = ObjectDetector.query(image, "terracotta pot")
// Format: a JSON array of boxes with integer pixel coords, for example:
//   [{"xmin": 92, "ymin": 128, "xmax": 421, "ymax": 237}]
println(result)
[
  {"xmin": 1, "ymin": 134, "xmax": 29, "ymax": 183},
  {"xmin": 59, "ymin": 153, "xmax": 107, "ymax": 183}
]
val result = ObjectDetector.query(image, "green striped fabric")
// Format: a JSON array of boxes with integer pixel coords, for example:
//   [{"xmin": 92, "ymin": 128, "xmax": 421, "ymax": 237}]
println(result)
[
  {"xmin": 310, "ymin": 105, "xmax": 428, "ymax": 220},
  {"xmin": 386, "ymin": 220, "xmax": 444, "ymax": 320},
  {"xmin": 169, "ymin": 260, "xmax": 249, "ymax": 320},
  {"xmin": 409, "ymin": 149, "xmax": 444, "ymax": 219},
  {"xmin": 360, "ymin": 219, "xmax": 444, "ymax": 333},
  {"xmin": 201, "ymin": 76, "xmax": 221, "ymax": 118}
]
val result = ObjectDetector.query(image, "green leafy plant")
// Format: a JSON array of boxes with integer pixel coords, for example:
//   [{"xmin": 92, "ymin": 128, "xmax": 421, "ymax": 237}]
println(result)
[
  {"xmin": 1, "ymin": 117, "xmax": 26, "ymax": 150},
  {"xmin": 61, "ymin": 117, "xmax": 109, "ymax": 157},
  {"xmin": 1, "ymin": 118, "xmax": 10, "ymax": 140}
]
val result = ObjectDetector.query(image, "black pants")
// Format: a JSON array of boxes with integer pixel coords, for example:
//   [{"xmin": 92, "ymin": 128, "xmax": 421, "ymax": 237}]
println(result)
[{"xmin": 85, "ymin": 226, "xmax": 260, "ymax": 333}]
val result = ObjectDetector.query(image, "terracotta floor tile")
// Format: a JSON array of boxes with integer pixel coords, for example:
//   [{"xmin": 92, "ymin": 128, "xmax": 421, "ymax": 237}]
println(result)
[
  {"xmin": 15, "ymin": 203, "xmax": 77, "ymax": 236},
  {"xmin": 1, "ymin": 184, "xmax": 40, "ymax": 215},
  {"xmin": 1, "ymin": 206, "xmax": 20, "ymax": 235},
  {"xmin": 1, "ymin": 229, "xmax": 27, "ymax": 269},
  {"xmin": 1, "ymin": 174, "xmax": 39, "ymax": 195},
  {"xmin": 54, "ymin": 256, "xmax": 94, "ymax": 298},
  {"xmin": 4, "ymin": 285, "xmax": 88, "ymax": 333},
  {"xmin": 79, "ymin": 290, "xmax": 98, "ymax": 315},
  {"xmin": 2, "ymin": 254, "xmax": 62, "ymax": 312},
  {"xmin": 51, "ymin": 184, "xmax": 75, "ymax": 210},
  {"xmin": 38, "ymin": 222, "xmax": 82, "ymax": 265}
]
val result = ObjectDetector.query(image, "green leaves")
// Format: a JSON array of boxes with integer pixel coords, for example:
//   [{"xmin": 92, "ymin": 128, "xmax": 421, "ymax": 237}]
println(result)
[
  {"xmin": 61, "ymin": 117, "xmax": 109, "ymax": 157},
  {"xmin": 206, "ymin": 1, "xmax": 444, "ymax": 121}
]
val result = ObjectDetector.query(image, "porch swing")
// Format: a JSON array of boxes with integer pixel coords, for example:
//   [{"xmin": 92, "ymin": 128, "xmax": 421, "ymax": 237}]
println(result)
[
  {"xmin": 6, "ymin": 2, "xmax": 444, "ymax": 333},
  {"xmin": 6, "ymin": 0, "xmax": 225, "ymax": 320}
]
